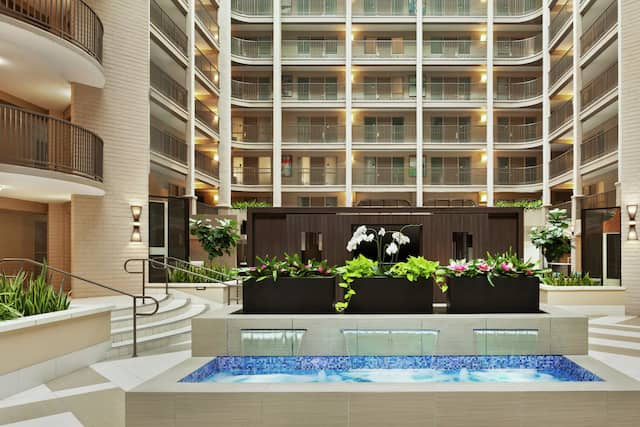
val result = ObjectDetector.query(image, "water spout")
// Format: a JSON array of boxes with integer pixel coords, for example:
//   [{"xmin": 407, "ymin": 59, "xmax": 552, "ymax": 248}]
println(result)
[
  {"xmin": 474, "ymin": 329, "xmax": 539, "ymax": 355},
  {"xmin": 240, "ymin": 329, "xmax": 306, "ymax": 356},
  {"xmin": 341, "ymin": 329, "xmax": 440, "ymax": 356}
]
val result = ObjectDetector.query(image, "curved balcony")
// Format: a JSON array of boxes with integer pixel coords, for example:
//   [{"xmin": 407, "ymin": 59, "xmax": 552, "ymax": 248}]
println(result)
[
  {"xmin": 352, "ymin": 82, "xmax": 416, "ymax": 103},
  {"xmin": 550, "ymin": 150, "xmax": 573, "ymax": 179},
  {"xmin": 232, "ymin": 167, "xmax": 273, "ymax": 186},
  {"xmin": 494, "ymin": 0, "xmax": 543, "ymax": 20},
  {"xmin": 353, "ymin": 40, "xmax": 417, "ymax": 61},
  {"xmin": 282, "ymin": 167, "xmax": 345, "ymax": 186},
  {"xmin": 231, "ymin": 80, "xmax": 273, "ymax": 106},
  {"xmin": 0, "ymin": 104, "xmax": 104, "ymax": 198},
  {"xmin": 233, "ymin": 124, "xmax": 273, "ymax": 146},
  {"xmin": 494, "ymin": 78, "xmax": 542, "ymax": 106},
  {"xmin": 423, "ymin": 0, "xmax": 487, "ymax": 18},
  {"xmin": 353, "ymin": 167, "xmax": 416, "ymax": 186},
  {"xmin": 423, "ymin": 40, "xmax": 487, "ymax": 62},
  {"xmin": 550, "ymin": 1, "xmax": 572, "ymax": 43},
  {"xmin": 282, "ymin": 0, "xmax": 346, "ymax": 17},
  {"xmin": 426, "ymin": 168, "xmax": 487, "ymax": 186},
  {"xmin": 581, "ymin": 63, "xmax": 618, "ymax": 114},
  {"xmin": 353, "ymin": 0, "xmax": 417, "ymax": 17},
  {"xmin": 550, "ymin": 100, "xmax": 573, "ymax": 135},
  {"xmin": 353, "ymin": 124, "xmax": 417, "ymax": 144},
  {"xmin": 581, "ymin": 125, "xmax": 618, "ymax": 165},
  {"xmin": 495, "ymin": 122, "xmax": 542, "ymax": 146},
  {"xmin": 424, "ymin": 82, "xmax": 486, "ymax": 103},
  {"xmin": 282, "ymin": 39, "xmax": 345, "ymax": 62},
  {"xmin": 231, "ymin": 0, "xmax": 272, "ymax": 18},
  {"xmin": 494, "ymin": 35, "xmax": 542, "ymax": 62},
  {"xmin": 424, "ymin": 124, "xmax": 487, "ymax": 145},
  {"xmin": 231, "ymin": 37, "xmax": 272, "ymax": 62},
  {"xmin": 151, "ymin": 0, "xmax": 187, "ymax": 56},
  {"xmin": 283, "ymin": 125, "xmax": 345, "ymax": 145},
  {"xmin": 495, "ymin": 165, "xmax": 542, "ymax": 186}
]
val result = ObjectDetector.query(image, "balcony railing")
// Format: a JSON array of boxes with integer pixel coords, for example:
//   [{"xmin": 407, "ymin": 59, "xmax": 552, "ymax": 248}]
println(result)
[
  {"xmin": 150, "ymin": 63, "xmax": 188, "ymax": 108},
  {"xmin": 231, "ymin": 37, "xmax": 272, "ymax": 59},
  {"xmin": 353, "ymin": 167, "xmax": 417, "ymax": 186},
  {"xmin": 195, "ymin": 99, "xmax": 218, "ymax": 132},
  {"xmin": 495, "ymin": 122, "xmax": 542, "ymax": 143},
  {"xmin": 550, "ymin": 150, "xmax": 573, "ymax": 178},
  {"xmin": 424, "ymin": 82, "xmax": 486, "ymax": 101},
  {"xmin": 352, "ymin": 82, "xmax": 416, "ymax": 101},
  {"xmin": 581, "ymin": 63, "xmax": 618, "ymax": 110},
  {"xmin": 581, "ymin": 1, "xmax": 617, "ymax": 55},
  {"xmin": 231, "ymin": 80, "xmax": 273, "ymax": 100},
  {"xmin": 353, "ymin": 40, "xmax": 417, "ymax": 58},
  {"xmin": 282, "ymin": 39, "xmax": 345, "ymax": 59},
  {"xmin": 423, "ymin": 40, "xmax": 486, "ymax": 59},
  {"xmin": 151, "ymin": 0, "xmax": 187, "ymax": 55},
  {"xmin": 195, "ymin": 0, "xmax": 219, "ymax": 40},
  {"xmin": 424, "ymin": 124, "xmax": 487, "ymax": 143},
  {"xmin": 423, "ymin": 0, "xmax": 487, "ymax": 17},
  {"xmin": 195, "ymin": 47, "xmax": 219, "ymax": 88},
  {"xmin": 353, "ymin": 0, "xmax": 417, "ymax": 16},
  {"xmin": 495, "ymin": 165, "xmax": 542, "ymax": 185},
  {"xmin": 283, "ymin": 125, "xmax": 345, "ymax": 143},
  {"xmin": 282, "ymin": 82, "xmax": 345, "ymax": 101},
  {"xmin": 582, "ymin": 190, "xmax": 617, "ymax": 209},
  {"xmin": 231, "ymin": 0, "xmax": 272, "ymax": 16},
  {"xmin": 233, "ymin": 124, "xmax": 273, "ymax": 143},
  {"xmin": 282, "ymin": 167, "xmax": 345, "ymax": 186},
  {"xmin": 549, "ymin": 50, "xmax": 573, "ymax": 87},
  {"xmin": 494, "ymin": 0, "xmax": 542, "ymax": 17},
  {"xmin": 550, "ymin": 0, "xmax": 571, "ymax": 41},
  {"xmin": 0, "ymin": 104, "xmax": 103, "ymax": 182},
  {"xmin": 195, "ymin": 151, "xmax": 218, "ymax": 178},
  {"xmin": 427, "ymin": 168, "xmax": 487, "ymax": 185},
  {"xmin": 494, "ymin": 35, "xmax": 542, "ymax": 59},
  {"xmin": 581, "ymin": 125, "xmax": 618, "ymax": 164},
  {"xmin": 282, "ymin": 0, "xmax": 345, "ymax": 16},
  {"xmin": 0, "ymin": 0, "xmax": 103, "ymax": 63},
  {"xmin": 495, "ymin": 78, "xmax": 542, "ymax": 101},
  {"xmin": 550, "ymin": 100, "xmax": 573, "ymax": 133},
  {"xmin": 233, "ymin": 167, "xmax": 273, "ymax": 185},
  {"xmin": 353, "ymin": 125, "xmax": 417, "ymax": 143},
  {"xmin": 150, "ymin": 126, "xmax": 187, "ymax": 164}
]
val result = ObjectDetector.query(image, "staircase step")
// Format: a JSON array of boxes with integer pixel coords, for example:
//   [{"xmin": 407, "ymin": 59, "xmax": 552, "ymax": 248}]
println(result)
[
  {"xmin": 109, "ymin": 293, "xmax": 170, "ymax": 318},
  {"xmin": 111, "ymin": 298, "xmax": 192, "ymax": 328},
  {"xmin": 0, "ymin": 413, "xmax": 85, "ymax": 427},
  {"xmin": 111, "ymin": 304, "xmax": 207, "ymax": 343},
  {"xmin": 588, "ymin": 337, "xmax": 640, "ymax": 357},
  {"xmin": 589, "ymin": 327, "xmax": 640, "ymax": 344},
  {"xmin": 107, "ymin": 326, "xmax": 193, "ymax": 358}
]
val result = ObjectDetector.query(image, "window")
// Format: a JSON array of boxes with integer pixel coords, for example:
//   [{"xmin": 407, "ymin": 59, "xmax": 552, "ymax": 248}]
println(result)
[
  {"xmin": 297, "ymin": 37, "xmax": 310, "ymax": 55},
  {"xmin": 325, "ymin": 36, "xmax": 338, "ymax": 55},
  {"xmin": 297, "ymin": 77, "xmax": 310, "ymax": 100},
  {"xmin": 430, "ymin": 36, "xmax": 443, "ymax": 55},
  {"xmin": 430, "ymin": 117, "xmax": 443, "ymax": 142},
  {"xmin": 392, "ymin": 117, "xmax": 405, "ymax": 142},
  {"xmin": 430, "ymin": 157, "xmax": 443, "ymax": 184},
  {"xmin": 458, "ymin": 117, "xmax": 471, "ymax": 142},
  {"xmin": 458, "ymin": 36, "xmax": 471, "ymax": 56}
]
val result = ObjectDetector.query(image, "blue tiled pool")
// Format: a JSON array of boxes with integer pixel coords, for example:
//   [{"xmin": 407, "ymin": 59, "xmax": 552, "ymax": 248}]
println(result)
[{"xmin": 180, "ymin": 356, "xmax": 603, "ymax": 383}]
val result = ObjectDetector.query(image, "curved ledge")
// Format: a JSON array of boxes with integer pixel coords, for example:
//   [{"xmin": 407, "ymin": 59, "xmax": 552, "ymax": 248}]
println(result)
[
  {"xmin": 494, "ymin": 51, "xmax": 543, "ymax": 66},
  {"xmin": 230, "ymin": 54, "xmax": 273, "ymax": 65},
  {"xmin": 494, "ymin": 8, "xmax": 543, "ymax": 24}
]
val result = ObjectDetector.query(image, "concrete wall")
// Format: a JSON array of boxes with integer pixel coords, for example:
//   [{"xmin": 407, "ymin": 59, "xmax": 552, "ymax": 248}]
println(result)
[{"xmin": 70, "ymin": 0, "xmax": 150, "ymax": 296}]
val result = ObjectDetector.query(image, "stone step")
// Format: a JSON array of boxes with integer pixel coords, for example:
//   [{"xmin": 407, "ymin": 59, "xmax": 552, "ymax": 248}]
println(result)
[
  {"xmin": 589, "ymin": 327, "xmax": 640, "ymax": 344},
  {"xmin": 111, "ymin": 304, "xmax": 207, "ymax": 343},
  {"xmin": 109, "ymin": 293, "xmax": 171, "ymax": 318},
  {"xmin": 111, "ymin": 298, "xmax": 192, "ymax": 329},
  {"xmin": 106, "ymin": 326, "xmax": 193, "ymax": 359},
  {"xmin": 588, "ymin": 336, "xmax": 640, "ymax": 357},
  {"xmin": 0, "ymin": 413, "xmax": 85, "ymax": 427}
]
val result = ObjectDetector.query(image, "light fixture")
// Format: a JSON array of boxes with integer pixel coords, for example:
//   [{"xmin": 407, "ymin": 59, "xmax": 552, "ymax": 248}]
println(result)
[
  {"xmin": 0, "ymin": 56, "xmax": 8, "ymax": 66},
  {"xmin": 480, "ymin": 114, "xmax": 487, "ymax": 123},
  {"xmin": 628, "ymin": 205, "xmax": 638, "ymax": 240},
  {"xmin": 131, "ymin": 226, "xmax": 142, "ymax": 243},
  {"xmin": 0, "ymin": 184, "xmax": 7, "ymax": 191},
  {"xmin": 481, "ymin": 74, "xmax": 487, "ymax": 83},
  {"xmin": 214, "ymin": 153, "xmax": 219, "ymax": 161},
  {"xmin": 214, "ymin": 194, "xmax": 219, "ymax": 202},
  {"xmin": 130, "ymin": 205, "xmax": 142, "ymax": 242},
  {"xmin": 351, "ymin": 72, "xmax": 355, "ymax": 82},
  {"xmin": 481, "ymin": 153, "xmax": 488, "ymax": 163},
  {"xmin": 479, "ymin": 192, "xmax": 488, "ymax": 203},
  {"xmin": 480, "ymin": 34, "xmax": 487, "ymax": 42}
]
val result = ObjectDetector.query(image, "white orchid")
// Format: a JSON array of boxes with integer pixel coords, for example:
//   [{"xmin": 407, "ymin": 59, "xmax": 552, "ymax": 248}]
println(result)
[
  {"xmin": 386, "ymin": 242, "xmax": 399, "ymax": 256},
  {"xmin": 364, "ymin": 233, "xmax": 375, "ymax": 242},
  {"xmin": 392, "ymin": 231, "xmax": 410, "ymax": 246},
  {"xmin": 378, "ymin": 227, "xmax": 386, "ymax": 236}
]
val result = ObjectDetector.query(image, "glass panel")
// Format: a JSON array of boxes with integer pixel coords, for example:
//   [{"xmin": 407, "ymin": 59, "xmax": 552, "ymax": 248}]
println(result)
[{"xmin": 149, "ymin": 202, "xmax": 165, "ymax": 248}]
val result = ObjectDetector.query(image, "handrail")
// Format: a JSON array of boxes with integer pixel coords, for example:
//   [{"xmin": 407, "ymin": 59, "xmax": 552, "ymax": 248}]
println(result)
[
  {"xmin": 151, "ymin": 0, "xmax": 187, "ymax": 54},
  {"xmin": 550, "ymin": 0, "xmax": 571, "ymax": 41},
  {"xmin": 0, "ymin": 258, "xmax": 158, "ymax": 358}
]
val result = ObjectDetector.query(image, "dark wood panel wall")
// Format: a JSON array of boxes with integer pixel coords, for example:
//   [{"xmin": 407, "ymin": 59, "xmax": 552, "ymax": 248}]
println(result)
[{"xmin": 247, "ymin": 208, "xmax": 524, "ymax": 266}]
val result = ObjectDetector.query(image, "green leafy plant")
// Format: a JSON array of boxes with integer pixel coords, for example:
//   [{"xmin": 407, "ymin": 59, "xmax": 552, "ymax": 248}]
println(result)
[
  {"xmin": 246, "ymin": 253, "xmax": 334, "ymax": 283},
  {"xmin": 334, "ymin": 254, "xmax": 378, "ymax": 312},
  {"xmin": 496, "ymin": 200, "xmax": 543, "ymax": 209},
  {"xmin": 167, "ymin": 262, "xmax": 234, "ymax": 283},
  {"xmin": 190, "ymin": 218, "xmax": 240, "ymax": 261},
  {"xmin": 530, "ymin": 209, "xmax": 572, "ymax": 263},
  {"xmin": 542, "ymin": 272, "xmax": 597, "ymax": 286},
  {"xmin": 388, "ymin": 256, "xmax": 447, "ymax": 291},
  {"xmin": 231, "ymin": 200, "xmax": 271, "ymax": 209}
]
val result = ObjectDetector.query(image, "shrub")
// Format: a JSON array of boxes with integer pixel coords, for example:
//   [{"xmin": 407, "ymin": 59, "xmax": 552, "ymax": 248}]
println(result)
[
  {"xmin": 530, "ymin": 209, "xmax": 572, "ymax": 263},
  {"xmin": 495, "ymin": 200, "xmax": 543, "ymax": 209},
  {"xmin": 231, "ymin": 201, "xmax": 271, "ymax": 209},
  {"xmin": 246, "ymin": 254, "xmax": 334, "ymax": 283}
]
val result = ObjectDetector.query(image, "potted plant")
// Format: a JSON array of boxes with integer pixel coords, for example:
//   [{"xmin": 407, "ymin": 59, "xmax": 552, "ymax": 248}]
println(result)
[
  {"xmin": 242, "ymin": 254, "xmax": 336, "ymax": 314},
  {"xmin": 530, "ymin": 209, "xmax": 572, "ymax": 265},
  {"xmin": 445, "ymin": 250, "xmax": 543, "ymax": 314},
  {"xmin": 190, "ymin": 218, "xmax": 240, "ymax": 261},
  {"xmin": 335, "ymin": 225, "xmax": 442, "ymax": 314}
]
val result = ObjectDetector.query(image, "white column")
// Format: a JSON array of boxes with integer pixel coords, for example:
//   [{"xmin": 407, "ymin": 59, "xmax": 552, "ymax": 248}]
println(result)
[
  {"xmin": 542, "ymin": 2, "xmax": 551, "ymax": 207},
  {"xmin": 218, "ymin": 0, "xmax": 232, "ymax": 207},
  {"xmin": 486, "ymin": 2, "xmax": 495, "ymax": 206},
  {"xmin": 272, "ymin": 0, "xmax": 282, "ymax": 207},
  {"xmin": 416, "ymin": 1, "xmax": 423, "ymax": 207},
  {"xmin": 571, "ymin": 2, "xmax": 583, "ymax": 272},
  {"xmin": 186, "ymin": 0, "xmax": 197, "ymax": 213},
  {"xmin": 345, "ymin": 0, "xmax": 353, "ymax": 207}
]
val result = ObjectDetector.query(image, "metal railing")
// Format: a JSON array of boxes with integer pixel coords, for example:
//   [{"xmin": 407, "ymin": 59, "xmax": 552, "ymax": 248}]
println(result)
[
  {"xmin": 282, "ymin": 0, "xmax": 345, "ymax": 16},
  {"xmin": 494, "ymin": 0, "xmax": 542, "ymax": 17},
  {"xmin": 163, "ymin": 257, "xmax": 241, "ymax": 305},
  {"xmin": 0, "ymin": 104, "xmax": 103, "ymax": 182},
  {"xmin": 424, "ymin": 82, "xmax": 486, "ymax": 101},
  {"xmin": 581, "ymin": 125, "xmax": 618, "ymax": 164},
  {"xmin": 231, "ymin": 80, "xmax": 273, "ymax": 100},
  {"xmin": 231, "ymin": 0, "xmax": 272, "ymax": 16},
  {"xmin": 231, "ymin": 37, "xmax": 272, "ymax": 58},
  {"xmin": 581, "ymin": 63, "xmax": 618, "ymax": 110},
  {"xmin": 233, "ymin": 124, "xmax": 273, "ymax": 143},
  {"xmin": 195, "ymin": 0, "xmax": 218, "ymax": 40},
  {"xmin": 423, "ymin": 39, "xmax": 486, "ymax": 59},
  {"xmin": 150, "ymin": 126, "xmax": 187, "ymax": 164},
  {"xmin": 495, "ymin": 35, "xmax": 541, "ymax": 59},
  {"xmin": 195, "ymin": 99, "xmax": 218, "ymax": 132},
  {"xmin": 495, "ymin": 165, "xmax": 542, "ymax": 185},
  {"xmin": 353, "ymin": 167, "xmax": 417, "ymax": 186},
  {"xmin": 495, "ymin": 78, "xmax": 542, "ymax": 101},
  {"xmin": 353, "ymin": 0, "xmax": 417, "ymax": 16},
  {"xmin": 495, "ymin": 122, "xmax": 542, "ymax": 143},
  {"xmin": 425, "ymin": 199, "xmax": 477, "ymax": 207},
  {"xmin": 150, "ymin": 62, "xmax": 188, "ymax": 108},
  {"xmin": 549, "ymin": 50, "xmax": 573, "ymax": 87},
  {"xmin": 424, "ymin": 124, "xmax": 487, "ymax": 143},
  {"xmin": 550, "ymin": 100, "xmax": 573, "ymax": 132},
  {"xmin": 151, "ymin": 0, "xmax": 187, "ymax": 55},
  {"xmin": 282, "ymin": 82, "xmax": 345, "ymax": 100},
  {"xmin": 426, "ymin": 167, "xmax": 487, "ymax": 185},
  {"xmin": 550, "ymin": 0, "xmax": 571, "ymax": 41},
  {"xmin": 0, "ymin": 258, "xmax": 159, "ymax": 358},
  {"xmin": 353, "ymin": 82, "xmax": 417, "ymax": 100},
  {"xmin": 283, "ymin": 125, "xmax": 345, "ymax": 143},
  {"xmin": 282, "ymin": 39, "xmax": 345, "ymax": 59},
  {"xmin": 581, "ymin": 1, "xmax": 617, "ymax": 55},
  {"xmin": 232, "ymin": 167, "xmax": 273, "ymax": 185},
  {"xmin": 282, "ymin": 167, "xmax": 345, "ymax": 186},
  {"xmin": 352, "ymin": 40, "xmax": 417, "ymax": 58},
  {"xmin": 582, "ymin": 190, "xmax": 617, "ymax": 209},
  {"xmin": 550, "ymin": 150, "xmax": 573, "ymax": 178},
  {"xmin": 353, "ymin": 124, "xmax": 417, "ymax": 143},
  {"xmin": 0, "ymin": 0, "xmax": 103, "ymax": 63},
  {"xmin": 423, "ymin": 0, "xmax": 487, "ymax": 16},
  {"xmin": 195, "ymin": 150, "xmax": 219, "ymax": 178},
  {"xmin": 195, "ymin": 47, "xmax": 219, "ymax": 88}
]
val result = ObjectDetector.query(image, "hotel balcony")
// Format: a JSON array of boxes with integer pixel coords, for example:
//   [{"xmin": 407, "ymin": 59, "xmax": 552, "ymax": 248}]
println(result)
[
  {"xmin": 494, "ymin": 0, "xmax": 542, "ymax": 19},
  {"xmin": 232, "ymin": 167, "xmax": 273, "ymax": 185},
  {"xmin": 352, "ymin": 82, "xmax": 416, "ymax": 104},
  {"xmin": 550, "ymin": 100, "xmax": 573, "ymax": 135},
  {"xmin": 550, "ymin": 150, "xmax": 573, "ymax": 180},
  {"xmin": 581, "ymin": 1, "xmax": 617, "ymax": 57},
  {"xmin": 423, "ymin": 0, "xmax": 487, "ymax": 18},
  {"xmin": 424, "ymin": 124, "xmax": 487, "ymax": 145},
  {"xmin": 581, "ymin": 63, "xmax": 618, "ymax": 114},
  {"xmin": 495, "ymin": 165, "xmax": 542, "ymax": 186},
  {"xmin": 150, "ymin": 126, "xmax": 187, "ymax": 165},
  {"xmin": 353, "ymin": 40, "xmax": 417, "ymax": 62},
  {"xmin": 282, "ymin": 167, "xmax": 346, "ymax": 186},
  {"xmin": 231, "ymin": 0, "xmax": 273, "ymax": 17},
  {"xmin": 424, "ymin": 82, "xmax": 487, "ymax": 102},
  {"xmin": 231, "ymin": 37, "xmax": 272, "ymax": 62},
  {"xmin": 195, "ymin": 151, "xmax": 219, "ymax": 179},
  {"xmin": 281, "ymin": 0, "xmax": 346, "ymax": 17},
  {"xmin": 195, "ymin": 0, "xmax": 219, "ymax": 44},
  {"xmin": 581, "ymin": 124, "xmax": 618, "ymax": 165},
  {"xmin": 282, "ymin": 39, "xmax": 345, "ymax": 62},
  {"xmin": 549, "ymin": 50, "xmax": 573, "ymax": 89},
  {"xmin": 151, "ymin": 0, "xmax": 187, "ymax": 56},
  {"xmin": 550, "ymin": 0, "xmax": 572, "ymax": 43},
  {"xmin": 495, "ymin": 78, "xmax": 542, "ymax": 105},
  {"xmin": 0, "ymin": 104, "xmax": 104, "ymax": 195},
  {"xmin": 195, "ymin": 47, "xmax": 219, "ymax": 90},
  {"xmin": 495, "ymin": 122, "xmax": 543, "ymax": 146},
  {"xmin": 282, "ymin": 82, "xmax": 345, "ymax": 104},
  {"xmin": 423, "ymin": 40, "xmax": 487, "ymax": 62},
  {"xmin": 231, "ymin": 80, "xmax": 273, "ymax": 104},
  {"xmin": 494, "ymin": 35, "xmax": 542, "ymax": 62},
  {"xmin": 353, "ymin": 167, "xmax": 417, "ymax": 186},
  {"xmin": 353, "ymin": 124, "xmax": 417, "ymax": 144},
  {"xmin": 150, "ymin": 62, "xmax": 188, "ymax": 110},
  {"xmin": 283, "ymin": 125, "xmax": 346, "ymax": 145},
  {"xmin": 233, "ymin": 124, "xmax": 273, "ymax": 145},
  {"xmin": 426, "ymin": 168, "xmax": 487, "ymax": 186},
  {"xmin": 352, "ymin": 0, "xmax": 417, "ymax": 17},
  {"xmin": 195, "ymin": 99, "xmax": 219, "ymax": 135}
]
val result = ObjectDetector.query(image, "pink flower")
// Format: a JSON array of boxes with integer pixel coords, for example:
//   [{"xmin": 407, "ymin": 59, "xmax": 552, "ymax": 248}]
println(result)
[
  {"xmin": 260, "ymin": 265, "xmax": 267, "ymax": 270},
  {"xmin": 526, "ymin": 269, "xmax": 533, "ymax": 275},
  {"xmin": 501, "ymin": 262, "xmax": 513, "ymax": 272},
  {"xmin": 280, "ymin": 268, "xmax": 287, "ymax": 273},
  {"xmin": 306, "ymin": 264, "xmax": 312, "ymax": 269},
  {"xmin": 477, "ymin": 263, "xmax": 491, "ymax": 273},
  {"xmin": 249, "ymin": 266, "xmax": 257, "ymax": 271},
  {"xmin": 317, "ymin": 267, "xmax": 324, "ymax": 273},
  {"xmin": 448, "ymin": 262, "xmax": 467, "ymax": 273}
]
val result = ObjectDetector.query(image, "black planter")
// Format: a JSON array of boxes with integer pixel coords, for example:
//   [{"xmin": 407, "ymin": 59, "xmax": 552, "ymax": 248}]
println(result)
[
  {"xmin": 242, "ymin": 277, "xmax": 336, "ymax": 314},
  {"xmin": 346, "ymin": 277, "xmax": 434, "ymax": 314},
  {"xmin": 447, "ymin": 276, "xmax": 540, "ymax": 314}
]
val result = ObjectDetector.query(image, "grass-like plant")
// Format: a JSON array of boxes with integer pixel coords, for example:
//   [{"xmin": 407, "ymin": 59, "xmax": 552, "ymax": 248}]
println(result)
[
  {"xmin": 495, "ymin": 199, "xmax": 543, "ymax": 209},
  {"xmin": 167, "ymin": 262, "xmax": 234, "ymax": 283},
  {"xmin": 231, "ymin": 200, "xmax": 271, "ymax": 209},
  {"xmin": 542, "ymin": 272, "xmax": 597, "ymax": 286}
]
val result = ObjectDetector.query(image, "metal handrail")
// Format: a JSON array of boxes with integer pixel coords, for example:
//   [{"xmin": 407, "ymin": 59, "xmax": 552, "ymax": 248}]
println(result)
[{"xmin": 0, "ymin": 258, "xmax": 158, "ymax": 358}]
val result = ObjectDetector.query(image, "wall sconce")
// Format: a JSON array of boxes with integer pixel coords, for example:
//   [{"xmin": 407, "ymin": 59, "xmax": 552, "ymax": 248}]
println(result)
[
  {"xmin": 628, "ymin": 205, "xmax": 638, "ymax": 240},
  {"xmin": 130, "ymin": 205, "xmax": 142, "ymax": 242},
  {"xmin": 481, "ymin": 74, "xmax": 487, "ymax": 83},
  {"xmin": 480, "ymin": 114, "xmax": 487, "ymax": 123},
  {"xmin": 480, "ymin": 33, "xmax": 487, "ymax": 42}
]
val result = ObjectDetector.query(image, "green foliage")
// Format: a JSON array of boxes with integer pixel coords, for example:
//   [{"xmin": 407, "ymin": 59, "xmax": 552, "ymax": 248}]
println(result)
[
  {"xmin": 245, "ymin": 254, "xmax": 334, "ymax": 283},
  {"xmin": 0, "ymin": 265, "xmax": 70, "ymax": 321},
  {"xmin": 530, "ymin": 209, "xmax": 572, "ymax": 263},
  {"xmin": 389, "ymin": 256, "xmax": 448, "ymax": 292},
  {"xmin": 334, "ymin": 255, "xmax": 379, "ymax": 312},
  {"xmin": 542, "ymin": 272, "xmax": 597, "ymax": 286},
  {"xmin": 167, "ymin": 262, "xmax": 234, "ymax": 283},
  {"xmin": 231, "ymin": 201, "xmax": 271, "ymax": 209},
  {"xmin": 495, "ymin": 200, "xmax": 543, "ymax": 210},
  {"xmin": 190, "ymin": 218, "xmax": 240, "ymax": 261}
]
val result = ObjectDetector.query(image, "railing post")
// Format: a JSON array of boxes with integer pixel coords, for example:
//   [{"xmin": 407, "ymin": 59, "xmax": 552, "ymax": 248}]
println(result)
[
  {"xmin": 132, "ymin": 298, "xmax": 138, "ymax": 358},
  {"xmin": 142, "ymin": 260, "xmax": 146, "ymax": 297}
]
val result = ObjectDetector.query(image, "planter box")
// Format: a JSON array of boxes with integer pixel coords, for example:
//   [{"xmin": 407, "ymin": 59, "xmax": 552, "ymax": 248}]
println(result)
[
  {"xmin": 346, "ymin": 277, "xmax": 434, "ymax": 314},
  {"xmin": 540, "ymin": 284, "xmax": 626, "ymax": 306},
  {"xmin": 242, "ymin": 277, "xmax": 336, "ymax": 314},
  {"xmin": 448, "ymin": 276, "xmax": 540, "ymax": 314}
]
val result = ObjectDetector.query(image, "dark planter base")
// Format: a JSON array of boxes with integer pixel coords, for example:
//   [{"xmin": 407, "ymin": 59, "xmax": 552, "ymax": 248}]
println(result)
[
  {"xmin": 346, "ymin": 277, "xmax": 434, "ymax": 314},
  {"xmin": 447, "ymin": 276, "xmax": 540, "ymax": 314},
  {"xmin": 242, "ymin": 277, "xmax": 336, "ymax": 314}
]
